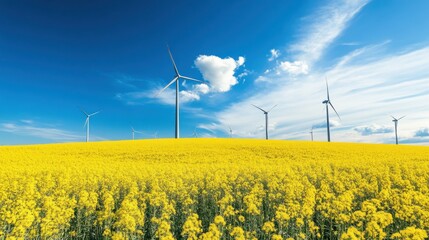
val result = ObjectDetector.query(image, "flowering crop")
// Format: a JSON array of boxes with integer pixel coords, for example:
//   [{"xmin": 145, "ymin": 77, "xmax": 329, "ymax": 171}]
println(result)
[{"xmin": 0, "ymin": 139, "xmax": 428, "ymax": 239}]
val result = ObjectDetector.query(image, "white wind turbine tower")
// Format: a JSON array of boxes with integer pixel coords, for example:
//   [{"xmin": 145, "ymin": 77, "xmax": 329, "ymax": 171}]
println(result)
[
  {"xmin": 310, "ymin": 127, "xmax": 314, "ymax": 141},
  {"xmin": 158, "ymin": 46, "xmax": 204, "ymax": 139},
  {"xmin": 131, "ymin": 126, "xmax": 143, "ymax": 140},
  {"xmin": 391, "ymin": 116, "xmax": 405, "ymax": 145},
  {"xmin": 81, "ymin": 109, "xmax": 100, "ymax": 142},
  {"xmin": 229, "ymin": 126, "xmax": 233, "ymax": 138},
  {"xmin": 252, "ymin": 104, "xmax": 277, "ymax": 140},
  {"xmin": 322, "ymin": 79, "xmax": 341, "ymax": 142}
]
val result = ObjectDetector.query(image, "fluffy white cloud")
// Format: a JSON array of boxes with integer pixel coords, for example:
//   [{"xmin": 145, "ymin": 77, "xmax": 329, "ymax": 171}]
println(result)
[
  {"xmin": 268, "ymin": 49, "xmax": 280, "ymax": 61},
  {"xmin": 278, "ymin": 61, "xmax": 309, "ymax": 75},
  {"xmin": 195, "ymin": 55, "xmax": 245, "ymax": 92}
]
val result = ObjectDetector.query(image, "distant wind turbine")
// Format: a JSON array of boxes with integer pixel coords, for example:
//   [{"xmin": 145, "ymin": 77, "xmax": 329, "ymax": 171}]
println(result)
[
  {"xmin": 252, "ymin": 104, "xmax": 277, "ymax": 140},
  {"xmin": 81, "ymin": 109, "xmax": 100, "ymax": 142},
  {"xmin": 322, "ymin": 79, "xmax": 341, "ymax": 142},
  {"xmin": 191, "ymin": 128, "xmax": 199, "ymax": 138},
  {"xmin": 131, "ymin": 126, "xmax": 143, "ymax": 140},
  {"xmin": 391, "ymin": 116, "xmax": 405, "ymax": 145},
  {"xmin": 229, "ymin": 126, "xmax": 233, "ymax": 138},
  {"xmin": 310, "ymin": 127, "xmax": 314, "ymax": 141},
  {"xmin": 158, "ymin": 46, "xmax": 204, "ymax": 139}
]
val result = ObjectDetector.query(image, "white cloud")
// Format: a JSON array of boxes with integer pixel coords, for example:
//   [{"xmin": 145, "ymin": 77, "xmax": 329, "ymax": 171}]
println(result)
[
  {"xmin": 256, "ymin": 0, "xmax": 369, "ymax": 83},
  {"xmin": 291, "ymin": 0, "xmax": 370, "ymax": 64},
  {"xmin": 313, "ymin": 119, "xmax": 341, "ymax": 129},
  {"xmin": 20, "ymin": 119, "xmax": 34, "ymax": 124},
  {"xmin": 116, "ymin": 84, "xmax": 202, "ymax": 106},
  {"xmin": 278, "ymin": 61, "xmax": 309, "ymax": 75},
  {"xmin": 268, "ymin": 49, "xmax": 280, "ymax": 61},
  {"xmin": 194, "ymin": 55, "xmax": 245, "ymax": 92},
  {"xmin": 354, "ymin": 124, "xmax": 393, "ymax": 136},
  {"xmin": 180, "ymin": 90, "xmax": 200, "ymax": 102},
  {"xmin": 1, "ymin": 121, "xmax": 81, "ymax": 141}
]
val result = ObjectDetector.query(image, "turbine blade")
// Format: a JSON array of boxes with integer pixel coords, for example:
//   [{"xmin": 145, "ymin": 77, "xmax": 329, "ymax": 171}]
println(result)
[
  {"xmin": 252, "ymin": 104, "xmax": 267, "ymax": 113},
  {"xmin": 80, "ymin": 109, "xmax": 89, "ymax": 116},
  {"xmin": 167, "ymin": 45, "xmax": 180, "ymax": 76},
  {"xmin": 398, "ymin": 115, "xmax": 406, "ymax": 120},
  {"xmin": 267, "ymin": 104, "xmax": 277, "ymax": 113},
  {"xmin": 326, "ymin": 77, "xmax": 330, "ymax": 101},
  {"xmin": 157, "ymin": 77, "xmax": 178, "ymax": 95},
  {"xmin": 89, "ymin": 110, "xmax": 101, "ymax": 116},
  {"xmin": 391, "ymin": 115, "xmax": 397, "ymax": 120},
  {"xmin": 329, "ymin": 102, "xmax": 341, "ymax": 120},
  {"xmin": 180, "ymin": 75, "xmax": 203, "ymax": 83}
]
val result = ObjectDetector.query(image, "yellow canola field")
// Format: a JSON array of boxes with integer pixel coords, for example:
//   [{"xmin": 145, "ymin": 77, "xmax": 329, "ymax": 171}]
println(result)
[{"xmin": 0, "ymin": 139, "xmax": 429, "ymax": 240}]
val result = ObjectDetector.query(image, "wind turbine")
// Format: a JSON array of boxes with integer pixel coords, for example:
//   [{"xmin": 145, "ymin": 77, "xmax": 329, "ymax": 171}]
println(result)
[
  {"xmin": 391, "ymin": 116, "xmax": 405, "ymax": 145},
  {"xmin": 322, "ymin": 79, "xmax": 340, "ymax": 142},
  {"xmin": 229, "ymin": 126, "xmax": 233, "ymax": 138},
  {"xmin": 252, "ymin": 104, "xmax": 277, "ymax": 140},
  {"xmin": 81, "ymin": 109, "xmax": 100, "ymax": 142},
  {"xmin": 131, "ymin": 126, "xmax": 143, "ymax": 140},
  {"xmin": 310, "ymin": 127, "xmax": 314, "ymax": 141},
  {"xmin": 158, "ymin": 46, "xmax": 204, "ymax": 139},
  {"xmin": 192, "ymin": 128, "xmax": 199, "ymax": 138}
]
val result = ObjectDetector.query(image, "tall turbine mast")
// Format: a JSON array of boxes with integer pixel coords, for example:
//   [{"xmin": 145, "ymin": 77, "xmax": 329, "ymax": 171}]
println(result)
[
  {"xmin": 81, "ymin": 109, "xmax": 100, "ymax": 142},
  {"xmin": 252, "ymin": 104, "xmax": 277, "ymax": 140},
  {"xmin": 322, "ymin": 78, "xmax": 340, "ymax": 142},
  {"xmin": 310, "ymin": 127, "xmax": 314, "ymax": 141},
  {"xmin": 158, "ymin": 46, "xmax": 205, "ymax": 139},
  {"xmin": 391, "ymin": 116, "xmax": 405, "ymax": 145}
]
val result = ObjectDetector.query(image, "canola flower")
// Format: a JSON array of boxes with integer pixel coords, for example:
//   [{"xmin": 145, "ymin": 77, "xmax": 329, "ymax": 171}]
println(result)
[{"xmin": 0, "ymin": 138, "xmax": 428, "ymax": 239}]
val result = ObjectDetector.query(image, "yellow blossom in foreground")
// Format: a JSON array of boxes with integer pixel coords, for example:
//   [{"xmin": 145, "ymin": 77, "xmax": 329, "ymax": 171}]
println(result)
[{"xmin": 0, "ymin": 139, "xmax": 428, "ymax": 239}]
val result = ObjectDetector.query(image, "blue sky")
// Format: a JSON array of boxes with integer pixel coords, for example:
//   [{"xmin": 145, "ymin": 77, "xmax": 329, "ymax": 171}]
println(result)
[{"xmin": 1, "ymin": 0, "xmax": 429, "ymax": 145}]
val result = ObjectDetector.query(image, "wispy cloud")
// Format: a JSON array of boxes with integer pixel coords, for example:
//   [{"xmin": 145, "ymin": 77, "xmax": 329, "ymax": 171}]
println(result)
[
  {"xmin": 313, "ymin": 120, "xmax": 341, "ymax": 129},
  {"xmin": 258, "ymin": 0, "xmax": 370, "ymax": 78},
  {"xmin": 354, "ymin": 124, "xmax": 393, "ymax": 136},
  {"xmin": 290, "ymin": 0, "xmax": 370, "ymax": 65},
  {"xmin": 415, "ymin": 128, "xmax": 429, "ymax": 137},
  {"xmin": 1, "ymin": 121, "xmax": 82, "ymax": 141}
]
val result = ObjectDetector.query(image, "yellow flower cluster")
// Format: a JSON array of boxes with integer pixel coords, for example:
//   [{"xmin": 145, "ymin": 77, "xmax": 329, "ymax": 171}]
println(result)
[{"xmin": 0, "ymin": 138, "xmax": 428, "ymax": 239}]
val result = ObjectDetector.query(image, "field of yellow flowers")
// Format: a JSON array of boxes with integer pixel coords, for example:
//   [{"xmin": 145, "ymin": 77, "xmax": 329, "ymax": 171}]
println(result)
[{"xmin": 0, "ymin": 139, "xmax": 429, "ymax": 240}]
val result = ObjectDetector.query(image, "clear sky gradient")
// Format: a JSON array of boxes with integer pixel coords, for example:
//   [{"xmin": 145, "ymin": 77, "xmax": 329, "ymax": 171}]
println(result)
[{"xmin": 1, "ymin": 0, "xmax": 429, "ymax": 145}]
